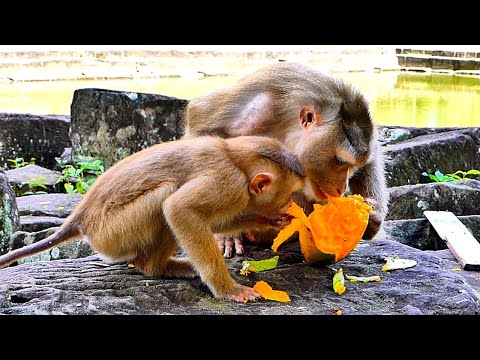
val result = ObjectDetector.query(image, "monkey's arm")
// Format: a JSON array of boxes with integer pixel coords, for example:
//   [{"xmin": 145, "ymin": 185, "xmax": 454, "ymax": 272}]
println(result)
[
  {"xmin": 348, "ymin": 143, "xmax": 389, "ymax": 239},
  {"xmin": 162, "ymin": 175, "xmax": 260, "ymax": 302}
]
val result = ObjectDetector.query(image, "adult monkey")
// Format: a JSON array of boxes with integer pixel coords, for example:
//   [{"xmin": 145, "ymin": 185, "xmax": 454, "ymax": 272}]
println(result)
[{"xmin": 183, "ymin": 62, "xmax": 388, "ymax": 257}]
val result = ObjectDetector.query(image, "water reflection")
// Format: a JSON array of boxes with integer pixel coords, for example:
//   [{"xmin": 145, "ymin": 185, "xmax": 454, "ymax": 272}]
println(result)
[{"xmin": 1, "ymin": 71, "xmax": 479, "ymax": 127}]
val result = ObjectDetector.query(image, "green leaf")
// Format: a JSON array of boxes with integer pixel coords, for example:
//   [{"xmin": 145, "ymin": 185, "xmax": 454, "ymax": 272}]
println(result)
[
  {"xmin": 64, "ymin": 183, "xmax": 76, "ymax": 194},
  {"xmin": 333, "ymin": 268, "xmax": 346, "ymax": 295},
  {"xmin": 465, "ymin": 169, "xmax": 480, "ymax": 176},
  {"xmin": 239, "ymin": 255, "xmax": 279, "ymax": 275},
  {"xmin": 434, "ymin": 170, "xmax": 444, "ymax": 179},
  {"xmin": 446, "ymin": 174, "xmax": 463, "ymax": 181},
  {"xmin": 439, "ymin": 175, "xmax": 455, "ymax": 182}
]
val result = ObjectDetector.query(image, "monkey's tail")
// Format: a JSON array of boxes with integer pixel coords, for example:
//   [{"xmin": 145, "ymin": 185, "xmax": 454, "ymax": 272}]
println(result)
[{"xmin": 0, "ymin": 223, "xmax": 81, "ymax": 269}]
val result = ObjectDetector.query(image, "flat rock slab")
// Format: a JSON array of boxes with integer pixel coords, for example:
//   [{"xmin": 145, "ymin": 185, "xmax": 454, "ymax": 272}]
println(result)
[
  {"xmin": 0, "ymin": 238, "xmax": 478, "ymax": 315},
  {"xmin": 384, "ymin": 130, "xmax": 480, "ymax": 187},
  {"xmin": 387, "ymin": 180, "xmax": 480, "ymax": 220},
  {"xmin": 16, "ymin": 193, "xmax": 83, "ymax": 218},
  {"xmin": 0, "ymin": 113, "xmax": 71, "ymax": 170},
  {"xmin": 383, "ymin": 215, "xmax": 480, "ymax": 250},
  {"xmin": 5, "ymin": 164, "xmax": 63, "ymax": 195},
  {"xmin": 20, "ymin": 215, "xmax": 65, "ymax": 233}
]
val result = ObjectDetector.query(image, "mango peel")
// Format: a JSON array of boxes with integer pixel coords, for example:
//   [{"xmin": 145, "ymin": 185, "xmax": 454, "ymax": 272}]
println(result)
[{"xmin": 272, "ymin": 195, "xmax": 373, "ymax": 264}]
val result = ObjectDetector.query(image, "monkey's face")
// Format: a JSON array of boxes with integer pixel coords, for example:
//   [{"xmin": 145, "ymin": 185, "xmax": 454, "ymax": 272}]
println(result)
[
  {"xmin": 287, "ymin": 83, "xmax": 374, "ymax": 202},
  {"xmin": 300, "ymin": 120, "xmax": 372, "ymax": 202},
  {"xmin": 251, "ymin": 172, "xmax": 304, "ymax": 219}
]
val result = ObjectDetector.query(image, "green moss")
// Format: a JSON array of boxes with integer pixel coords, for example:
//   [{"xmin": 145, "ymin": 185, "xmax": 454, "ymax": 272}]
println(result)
[{"xmin": 1, "ymin": 195, "xmax": 14, "ymax": 238}]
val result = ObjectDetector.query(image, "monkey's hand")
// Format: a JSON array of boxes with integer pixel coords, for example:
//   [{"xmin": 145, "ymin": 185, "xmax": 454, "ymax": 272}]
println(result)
[
  {"xmin": 362, "ymin": 197, "xmax": 384, "ymax": 240},
  {"xmin": 269, "ymin": 214, "xmax": 294, "ymax": 229},
  {"xmin": 215, "ymin": 233, "xmax": 245, "ymax": 258}
]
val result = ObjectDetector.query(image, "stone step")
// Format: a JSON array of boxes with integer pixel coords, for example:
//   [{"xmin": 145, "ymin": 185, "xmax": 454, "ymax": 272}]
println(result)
[
  {"xmin": 0, "ymin": 113, "xmax": 70, "ymax": 170},
  {"xmin": 397, "ymin": 54, "xmax": 480, "ymax": 72},
  {"xmin": 387, "ymin": 180, "xmax": 480, "ymax": 221},
  {"xmin": 383, "ymin": 128, "xmax": 480, "ymax": 187},
  {"xmin": 396, "ymin": 48, "xmax": 480, "ymax": 58},
  {"xmin": 5, "ymin": 164, "xmax": 63, "ymax": 196}
]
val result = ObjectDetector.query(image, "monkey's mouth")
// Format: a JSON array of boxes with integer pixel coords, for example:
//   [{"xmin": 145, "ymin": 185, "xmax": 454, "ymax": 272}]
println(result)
[{"xmin": 310, "ymin": 181, "xmax": 329, "ymax": 201}]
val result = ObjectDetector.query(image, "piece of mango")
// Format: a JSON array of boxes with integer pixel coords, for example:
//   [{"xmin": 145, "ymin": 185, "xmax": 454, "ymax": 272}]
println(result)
[{"xmin": 272, "ymin": 195, "xmax": 373, "ymax": 264}]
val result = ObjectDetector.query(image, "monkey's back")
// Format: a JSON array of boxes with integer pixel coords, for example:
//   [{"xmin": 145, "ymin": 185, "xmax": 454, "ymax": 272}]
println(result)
[{"xmin": 77, "ymin": 137, "xmax": 225, "ymax": 212}]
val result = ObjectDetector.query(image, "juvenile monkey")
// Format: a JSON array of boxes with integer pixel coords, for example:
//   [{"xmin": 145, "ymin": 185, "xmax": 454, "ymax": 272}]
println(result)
[
  {"xmin": 183, "ymin": 62, "xmax": 388, "ymax": 257},
  {"xmin": 0, "ymin": 136, "xmax": 305, "ymax": 303}
]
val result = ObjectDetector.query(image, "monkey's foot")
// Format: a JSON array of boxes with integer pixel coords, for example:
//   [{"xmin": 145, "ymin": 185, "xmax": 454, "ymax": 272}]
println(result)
[
  {"xmin": 223, "ymin": 284, "xmax": 261, "ymax": 303},
  {"xmin": 136, "ymin": 257, "xmax": 198, "ymax": 278},
  {"xmin": 215, "ymin": 233, "xmax": 244, "ymax": 258}
]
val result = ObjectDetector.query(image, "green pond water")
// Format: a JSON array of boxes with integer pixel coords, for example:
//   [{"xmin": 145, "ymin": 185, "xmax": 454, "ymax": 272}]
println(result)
[{"xmin": 1, "ymin": 71, "xmax": 479, "ymax": 127}]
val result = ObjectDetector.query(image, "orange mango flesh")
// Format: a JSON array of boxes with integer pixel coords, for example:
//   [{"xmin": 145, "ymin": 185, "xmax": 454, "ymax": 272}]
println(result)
[
  {"xmin": 272, "ymin": 195, "xmax": 373, "ymax": 264},
  {"xmin": 253, "ymin": 280, "xmax": 291, "ymax": 302}
]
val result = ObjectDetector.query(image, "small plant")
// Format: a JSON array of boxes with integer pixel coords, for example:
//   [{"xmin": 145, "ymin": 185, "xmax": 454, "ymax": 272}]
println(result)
[
  {"xmin": 6, "ymin": 157, "xmax": 36, "ymax": 169},
  {"xmin": 22, "ymin": 176, "xmax": 48, "ymax": 195},
  {"xmin": 55, "ymin": 157, "xmax": 105, "ymax": 194},
  {"xmin": 422, "ymin": 169, "xmax": 480, "ymax": 183}
]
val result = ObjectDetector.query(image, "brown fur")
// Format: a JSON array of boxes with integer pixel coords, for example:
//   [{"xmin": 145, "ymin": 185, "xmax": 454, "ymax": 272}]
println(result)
[
  {"xmin": 0, "ymin": 135, "xmax": 304, "ymax": 303},
  {"xmin": 183, "ymin": 62, "xmax": 388, "ymax": 256}
]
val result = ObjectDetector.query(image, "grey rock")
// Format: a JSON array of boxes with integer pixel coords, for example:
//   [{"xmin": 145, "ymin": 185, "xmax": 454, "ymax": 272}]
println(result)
[
  {"xmin": 5, "ymin": 164, "xmax": 63, "ymax": 196},
  {"xmin": 0, "ymin": 238, "xmax": 478, "ymax": 315},
  {"xmin": 59, "ymin": 147, "xmax": 72, "ymax": 166},
  {"xmin": 383, "ymin": 215, "xmax": 480, "ymax": 250},
  {"xmin": 0, "ymin": 169, "xmax": 20, "ymax": 255},
  {"xmin": 384, "ymin": 130, "xmax": 480, "ymax": 187},
  {"xmin": 387, "ymin": 180, "xmax": 480, "ymax": 220},
  {"xmin": 378, "ymin": 125, "xmax": 463, "ymax": 145},
  {"xmin": 382, "ymin": 218, "xmax": 446, "ymax": 250},
  {"xmin": 16, "ymin": 193, "xmax": 83, "ymax": 217},
  {"xmin": 425, "ymin": 249, "xmax": 480, "ymax": 291},
  {"xmin": 9, "ymin": 227, "xmax": 94, "ymax": 265},
  {"xmin": 70, "ymin": 88, "xmax": 188, "ymax": 168},
  {"xmin": 0, "ymin": 113, "xmax": 71, "ymax": 170},
  {"xmin": 20, "ymin": 215, "xmax": 65, "ymax": 233}
]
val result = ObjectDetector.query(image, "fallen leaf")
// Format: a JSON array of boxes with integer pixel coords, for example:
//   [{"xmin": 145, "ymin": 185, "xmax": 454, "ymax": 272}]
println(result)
[
  {"xmin": 127, "ymin": 263, "xmax": 135, "ymax": 268},
  {"xmin": 382, "ymin": 257, "xmax": 417, "ymax": 271},
  {"xmin": 345, "ymin": 274, "xmax": 381, "ymax": 283},
  {"xmin": 253, "ymin": 280, "xmax": 291, "ymax": 302},
  {"xmin": 239, "ymin": 255, "xmax": 279, "ymax": 276},
  {"xmin": 335, "ymin": 310, "xmax": 342, "ymax": 315},
  {"xmin": 333, "ymin": 268, "xmax": 346, "ymax": 295},
  {"xmin": 452, "ymin": 268, "xmax": 462, "ymax": 272}
]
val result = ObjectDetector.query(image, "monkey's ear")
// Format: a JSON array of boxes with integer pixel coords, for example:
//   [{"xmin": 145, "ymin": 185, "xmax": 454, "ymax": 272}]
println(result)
[
  {"xmin": 249, "ymin": 173, "xmax": 273, "ymax": 195},
  {"xmin": 300, "ymin": 105, "xmax": 322, "ymax": 129}
]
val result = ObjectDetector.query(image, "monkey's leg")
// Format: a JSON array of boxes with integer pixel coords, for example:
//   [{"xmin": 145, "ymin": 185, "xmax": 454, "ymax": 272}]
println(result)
[
  {"xmin": 134, "ymin": 232, "xmax": 197, "ymax": 279},
  {"xmin": 163, "ymin": 177, "xmax": 260, "ymax": 303},
  {"xmin": 92, "ymin": 183, "xmax": 195, "ymax": 278},
  {"xmin": 348, "ymin": 143, "xmax": 389, "ymax": 239}
]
